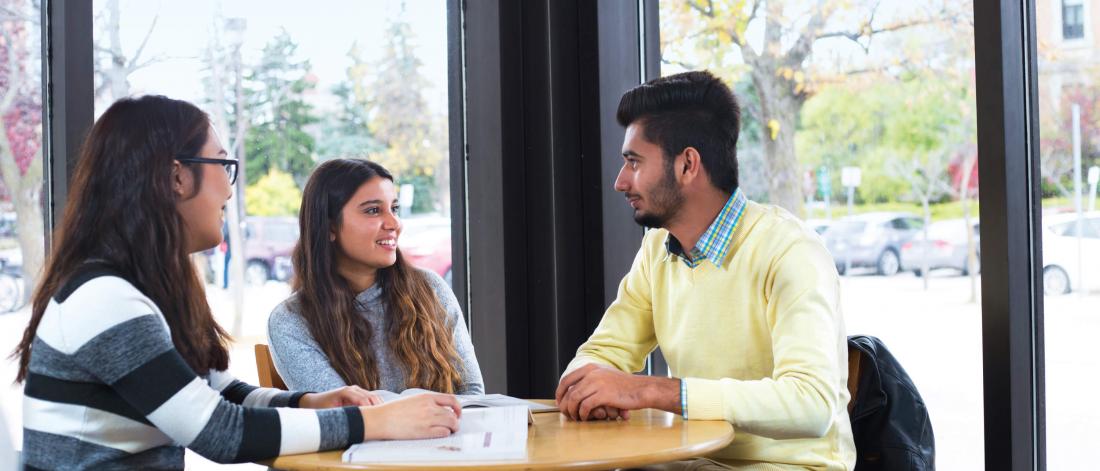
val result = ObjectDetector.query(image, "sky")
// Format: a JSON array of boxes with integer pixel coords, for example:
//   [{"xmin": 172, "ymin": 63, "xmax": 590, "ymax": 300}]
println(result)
[{"xmin": 93, "ymin": 0, "xmax": 449, "ymax": 115}]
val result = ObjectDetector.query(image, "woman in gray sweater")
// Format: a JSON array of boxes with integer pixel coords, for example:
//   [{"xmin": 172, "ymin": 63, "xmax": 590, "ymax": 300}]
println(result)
[{"xmin": 268, "ymin": 159, "xmax": 483, "ymax": 396}]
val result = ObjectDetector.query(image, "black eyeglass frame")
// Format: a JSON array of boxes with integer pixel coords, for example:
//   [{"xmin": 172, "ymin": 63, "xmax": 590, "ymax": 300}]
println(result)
[{"xmin": 176, "ymin": 156, "xmax": 239, "ymax": 185}]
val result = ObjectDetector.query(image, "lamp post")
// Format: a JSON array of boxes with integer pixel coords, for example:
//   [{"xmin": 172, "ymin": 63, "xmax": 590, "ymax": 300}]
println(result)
[
  {"xmin": 840, "ymin": 167, "xmax": 861, "ymax": 274},
  {"xmin": 222, "ymin": 17, "xmax": 248, "ymax": 335},
  {"xmin": 1088, "ymin": 166, "xmax": 1098, "ymax": 213}
]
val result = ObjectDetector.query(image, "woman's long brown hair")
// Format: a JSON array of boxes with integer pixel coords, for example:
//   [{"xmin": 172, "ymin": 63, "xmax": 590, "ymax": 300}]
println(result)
[
  {"xmin": 292, "ymin": 159, "xmax": 463, "ymax": 392},
  {"xmin": 13, "ymin": 95, "xmax": 230, "ymax": 382}
]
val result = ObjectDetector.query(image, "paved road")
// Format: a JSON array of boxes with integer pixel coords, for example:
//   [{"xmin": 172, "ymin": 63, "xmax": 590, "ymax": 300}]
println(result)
[{"xmin": 0, "ymin": 273, "xmax": 1095, "ymax": 470}]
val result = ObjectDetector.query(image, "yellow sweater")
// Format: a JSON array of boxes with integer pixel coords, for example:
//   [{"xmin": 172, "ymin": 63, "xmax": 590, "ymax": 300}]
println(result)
[{"xmin": 565, "ymin": 201, "xmax": 856, "ymax": 470}]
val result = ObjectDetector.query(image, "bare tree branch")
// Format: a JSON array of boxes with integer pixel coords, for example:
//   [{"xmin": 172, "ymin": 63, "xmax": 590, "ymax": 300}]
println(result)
[
  {"xmin": 785, "ymin": 0, "xmax": 829, "ymax": 66},
  {"xmin": 0, "ymin": 6, "xmax": 36, "ymax": 23},
  {"xmin": 747, "ymin": 0, "xmax": 762, "ymax": 24},
  {"xmin": 131, "ymin": 53, "xmax": 168, "ymax": 72},
  {"xmin": 127, "ymin": 14, "xmax": 159, "ymax": 70},
  {"xmin": 686, "ymin": 0, "xmax": 713, "ymax": 18},
  {"xmin": 660, "ymin": 58, "xmax": 700, "ymax": 71},
  {"xmin": 0, "ymin": 29, "xmax": 22, "ymax": 113},
  {"xmin": 816, "ymin": 15, "xmax": 944, "ymax": 54}
]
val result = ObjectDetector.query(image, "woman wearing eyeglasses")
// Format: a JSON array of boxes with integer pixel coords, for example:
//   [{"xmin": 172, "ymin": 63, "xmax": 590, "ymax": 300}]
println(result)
[
  {"xmin": 266, "ymin": 159, "xmax": 483, "ymax": 398},
  {"xmin": 13, "ymin": 96, "xmax": 461, "ymax": 470}
]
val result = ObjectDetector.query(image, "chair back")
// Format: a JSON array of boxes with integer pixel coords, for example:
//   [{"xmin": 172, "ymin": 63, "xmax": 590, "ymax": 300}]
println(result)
[
  {"xmin": 255, "ymin": 344, "xmax": 288, "ymax": 390},
  {"xmin": 847, "ymin": 345, "xmax": 862, "ymax": 414}
]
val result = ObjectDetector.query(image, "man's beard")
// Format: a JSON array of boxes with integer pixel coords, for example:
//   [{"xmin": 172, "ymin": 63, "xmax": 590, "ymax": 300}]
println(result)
[{"xmin": 633, "ymin": 169, "xmax": 684, "ymax": 229}]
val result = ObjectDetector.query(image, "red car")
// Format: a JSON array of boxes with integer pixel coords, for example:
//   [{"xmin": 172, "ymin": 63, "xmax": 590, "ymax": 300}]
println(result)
[
  {"xmin": 399, "ymin": 216, "xmax": 453, "ymax": 285},
  {"xmin": 243, "ymin": 216, "xmax": 299, "ymax": 285}
]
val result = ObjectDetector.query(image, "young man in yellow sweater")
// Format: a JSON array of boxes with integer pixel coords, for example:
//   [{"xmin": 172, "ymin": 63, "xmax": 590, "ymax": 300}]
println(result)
[{"xmin": 555, "ymin": 71, "xmax": 855, "ymax": 470}]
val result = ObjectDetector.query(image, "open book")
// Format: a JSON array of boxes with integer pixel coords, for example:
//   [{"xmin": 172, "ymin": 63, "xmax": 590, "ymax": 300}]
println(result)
[
  {"xmin": 373, "ymin": 389, "xmax": 559, "ymax": 413},
  {"xmin": 342, "ymin": 405, "xmax": 528, "ymax": 463}
]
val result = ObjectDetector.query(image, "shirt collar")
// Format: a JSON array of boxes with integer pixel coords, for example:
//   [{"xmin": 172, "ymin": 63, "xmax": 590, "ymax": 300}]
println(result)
[{"xmin": 664, "ymin": 188, "xmax": 748, "ymax": 268}]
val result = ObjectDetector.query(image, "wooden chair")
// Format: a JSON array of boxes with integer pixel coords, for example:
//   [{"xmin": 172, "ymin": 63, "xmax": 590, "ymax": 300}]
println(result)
[
  {"xmin": 846, "ymin": 345, "xmax": 863, "ymax": 414},
  {"xmin": 255, "ymin": 344, "xmax": 288, "ymax": 390}
]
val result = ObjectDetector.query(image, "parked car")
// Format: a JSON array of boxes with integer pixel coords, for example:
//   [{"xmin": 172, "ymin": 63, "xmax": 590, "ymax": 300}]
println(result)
[
  {"xmin": 804, "ymin": 218, "xmax": 833, "ymax": 235},
  {"xmin": 822, "ymin": 212, "xmax": 924, "ymax": 276},
  {"xmin": 899, "ymin": 219, "xmax": 981, "ymax": 276},
  {"xmin": 0, "ymin": 212, "xmax": 16, "ymax": 239},
  {"xmin": 243, "ymin": 216, "xmax": 299, "ymax": 285},
  {"xmin": 0, "ymin": 251, "xmax": 24, "ymax": 313},
  {"xmin": 1041, "ymin": 211, "xmax": 1100, "ymax": 295},
  {"xmin": 399, "ymin": 216, "xmax": 453, "ymax": 285}
]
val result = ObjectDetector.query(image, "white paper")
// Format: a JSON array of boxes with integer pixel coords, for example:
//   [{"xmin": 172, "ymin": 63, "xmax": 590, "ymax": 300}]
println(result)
[
  {"xmin": 374, "ymin": 389, "xmax": 558, "ymax": 412},
  {"xmin": 342, "ymin": 406, "xmax": 529, "ymax": 463}
]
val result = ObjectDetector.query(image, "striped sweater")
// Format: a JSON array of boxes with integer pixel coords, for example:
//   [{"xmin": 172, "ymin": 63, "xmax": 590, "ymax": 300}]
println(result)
[{"xmin": 21, "ymin": 266, "xmax": 365, "ymax": 470}]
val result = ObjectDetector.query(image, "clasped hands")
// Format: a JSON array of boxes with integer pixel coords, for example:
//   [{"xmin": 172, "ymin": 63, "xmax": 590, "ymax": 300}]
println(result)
[{"xmin": 555, "ymin": 363, "xmax": 681, "ymax": 421}]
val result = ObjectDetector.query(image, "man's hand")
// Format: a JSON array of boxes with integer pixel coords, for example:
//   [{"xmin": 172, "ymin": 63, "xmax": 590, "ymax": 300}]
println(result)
[
  {"xmin": 555, "ymin": 364, "xmax": 655, "ymax": 421},
  {"xmin": 299, "ymin": 385, "xmax": 384, "ymax": 409}
]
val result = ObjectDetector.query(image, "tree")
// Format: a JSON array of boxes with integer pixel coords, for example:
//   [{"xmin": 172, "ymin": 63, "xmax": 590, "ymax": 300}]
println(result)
[
  {"xmin": 880, "ymin": 74, "xmax": 977, "ymax": 291},
  {"xmin": 93, "ymin": 0, "xmax": 161, "ymax": 104},
  {"xmin": 660, "ymin": 0, "xmax": 958, "ymax": 215},
  {"xmin": 244, "ymin": 30, "xmax": 318, "ymax": 186},
  {"xmin": 317, "ymin": 44, "xmax": 383, "ymax": 162},
  {"xmin": 367, "ymin": 13, "xmax": 446, "ymax": 214},
  {"xmin": 201, "ymin": 15, "xmax": 249, "ymax": 333},
  {"xmin": 796, "ymin": 79, "xmax": 908, "ymax": 204},
  {"xmin": 245, "ymin": 169, "xmax": 302, "ymax": 217},
  {"xmin": 0, "ymin": 0, "xmax": 44, "ymax": 298},
  {"xmin": 1038, "ymin": 84, "xmax": 1100, "ymax": 198}
]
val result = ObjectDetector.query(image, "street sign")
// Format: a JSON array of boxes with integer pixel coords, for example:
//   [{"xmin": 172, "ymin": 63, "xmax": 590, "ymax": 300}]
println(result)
[
  {"xmin": 399, "ymin": 183, "xmax": 415, "ymax": 218},
  {"xmin": 817, "ymin": 166, "xmax": 832, "ymax": 198},
  {"xmin": 841, "ymin": 167, "xmax": 862, "ymax": 187}
]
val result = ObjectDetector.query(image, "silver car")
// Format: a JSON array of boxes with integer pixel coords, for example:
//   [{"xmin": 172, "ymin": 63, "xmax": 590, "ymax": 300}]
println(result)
[
  {"xmin": 899, "ymin": 219, "xmax": 981, "ymax": 276},
  {"xmin": 822, "ymin": 212, "xmax": 924, "ymax": 276}
]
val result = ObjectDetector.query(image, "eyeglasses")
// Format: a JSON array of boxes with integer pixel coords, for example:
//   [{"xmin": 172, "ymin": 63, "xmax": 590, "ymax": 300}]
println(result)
[{"xmin": 176, "ymin": 156, "xmax": 239, "ymax": 185}]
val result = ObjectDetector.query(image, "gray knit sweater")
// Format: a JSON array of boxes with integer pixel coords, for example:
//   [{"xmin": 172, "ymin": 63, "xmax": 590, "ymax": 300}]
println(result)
[{"xmin": 267, "ymin": 268, "xmax": 484, "ymax": 395}]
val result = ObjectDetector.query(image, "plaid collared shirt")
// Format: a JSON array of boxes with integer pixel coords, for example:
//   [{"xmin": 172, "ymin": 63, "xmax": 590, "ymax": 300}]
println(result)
[{"xmin": 665, "ymin": 188, "xmax": 748, "ymax": 268}]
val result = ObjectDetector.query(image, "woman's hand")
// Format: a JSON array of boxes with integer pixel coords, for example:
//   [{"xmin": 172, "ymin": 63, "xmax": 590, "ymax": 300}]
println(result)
[
  {"xmin": 299, "ymin": 385, "xmax": 384, "ymax": 408},
  {"xmin": 361, "ymin": 393, "xmax": 462, "ymax": 440}
]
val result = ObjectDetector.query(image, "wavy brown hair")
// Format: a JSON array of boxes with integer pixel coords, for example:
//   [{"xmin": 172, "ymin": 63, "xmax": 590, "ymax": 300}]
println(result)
[
  {"xmin": 13, "ymin": 95, "xmax": 230, "ymax": 382},
  {"xmin": 292, "ymin": 159, "xmax": 462, "ymax": 392}
]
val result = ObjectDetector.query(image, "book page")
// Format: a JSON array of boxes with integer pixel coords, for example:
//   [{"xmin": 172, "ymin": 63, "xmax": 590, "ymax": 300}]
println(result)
[
  {"xmin": 343, "ymin": 406, "xmax": 529, "ymax": 463},
  {"xmin": 457, "ymin": 394, "xmax": 559, "ymax": 413},
  {"xmin": 372, "ymin": 389, "xmax": 559, "ymax": 413}
]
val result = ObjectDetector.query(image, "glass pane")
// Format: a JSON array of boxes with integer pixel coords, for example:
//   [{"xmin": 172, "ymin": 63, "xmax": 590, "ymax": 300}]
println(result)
[
  {"xmin": 88, "ymin": 1, "xmax": 452, "ymax": 468},
  {"xmin": 660, "ymin": 0, "xmax": 980, "ymax": 468},
  {"xmin": 1038, "ymin": 0, "xmax": 1100, "ymax": 465},
  {"xmin": 0, "ymin": 0, "xmax": 45, "ymax": 455},
  {"xmin": 1063, "ymin": 4, "xmax": 1085, "ymax": 40}
]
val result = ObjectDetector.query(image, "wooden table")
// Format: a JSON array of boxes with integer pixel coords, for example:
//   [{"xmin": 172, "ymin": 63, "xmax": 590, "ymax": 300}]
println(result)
[{"xmin": 260, "ymin": 401, "xmax": 735, "ymax": 470}]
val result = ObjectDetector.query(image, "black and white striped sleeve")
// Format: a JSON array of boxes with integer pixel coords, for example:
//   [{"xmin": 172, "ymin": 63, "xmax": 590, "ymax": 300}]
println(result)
[
  {"xmin": 206, "ymin": 370, "xmax": 310, "ymax": 408},
  {"xmin": 45, "ymin": 276, "xmax": 364, "ymax": 463}
]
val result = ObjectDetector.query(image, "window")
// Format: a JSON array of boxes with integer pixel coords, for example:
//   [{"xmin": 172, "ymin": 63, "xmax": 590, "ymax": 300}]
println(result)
[
  {"xmin": 661, "ymin": 0, "xmax": 981, "ymax": 467},
  {"xmin": 0, "ymin": 0, "xmax": 45, "ymax": 453},
  {"xmin": 88, "ymin": 1, "xmax": 455, "ymax": 468},
  {"xmin": 1040, "ymin": 0, "xmax": 1100, "ymax": 465},
  {"xmin": 1063, "ymin": 0, "xmax": 1085, "ymax": 40}
]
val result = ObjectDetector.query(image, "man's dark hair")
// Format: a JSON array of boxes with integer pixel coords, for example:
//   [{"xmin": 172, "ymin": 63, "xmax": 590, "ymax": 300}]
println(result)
[{"xmin": 616, "ymin": 70, "xmax": 740, "ymax": 192}]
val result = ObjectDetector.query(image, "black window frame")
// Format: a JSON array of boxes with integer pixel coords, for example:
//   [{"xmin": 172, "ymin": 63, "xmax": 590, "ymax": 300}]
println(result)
[{"xmin": 975, "ymin": 0, "xmax": 1046, "ymax": 468}]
